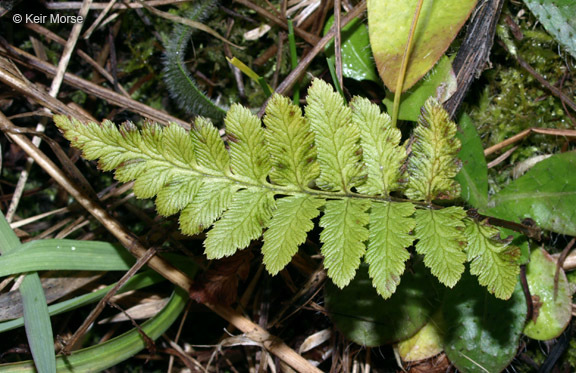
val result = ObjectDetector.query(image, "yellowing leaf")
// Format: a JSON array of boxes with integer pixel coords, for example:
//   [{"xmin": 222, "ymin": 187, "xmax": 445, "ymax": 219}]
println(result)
[{"xmin": 368, "ymin": 0, "xmax": 477, "ymax": 92}]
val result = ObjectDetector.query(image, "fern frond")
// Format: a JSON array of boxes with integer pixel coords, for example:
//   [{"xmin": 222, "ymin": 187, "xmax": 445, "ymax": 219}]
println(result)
[
  {"xmin": 415, "ymin": 207, "xmax": 467, "ymax": 287},
  {"xmin": 54, "ymin": 79, "xmax": 519, "ymax": 300},
  {"xmin": 306, "ymin": 79, "xmax": 362, "ymax": 192},
  {"xmin": 366, "ymin": 201, "xmax": 415, "ymax": 298},
  {"xmin": 352, "ymin": 97, "xmax": 406, "ymax": 196},
  {"xmin": 263, "ymin": 94, "xmax": 319, "ymax": 188},
  {"xmin": 226, "ymin": 104, "xmax": 271, "ymax": 183},
  {"xmin": 162, "ymin": 1, "xmax": 226, "ymax": 121},
  {"xmin": 406, "ymin": 98, "xmax": 461, "ymax": 202},
  {"xmin": 465, "ymin": 219, "xmax": 520, "ymax": 299},
  {"xmin": 320, "ymin": 199, "xmax": 370, "ymax": 288},
  {"xmin": 262, "ymin": 195, "xmax": 325, "ymax": 274}
]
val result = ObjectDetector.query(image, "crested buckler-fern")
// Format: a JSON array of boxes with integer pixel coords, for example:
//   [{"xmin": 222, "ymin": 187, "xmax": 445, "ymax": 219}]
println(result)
[{"xmin": 54, "ymin": 79, "xmax": 520, "ymax": 300}]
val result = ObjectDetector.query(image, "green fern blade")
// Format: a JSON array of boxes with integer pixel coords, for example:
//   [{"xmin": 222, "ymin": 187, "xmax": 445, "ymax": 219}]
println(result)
[
  {"xmin": 156, "ymin": 177, "xmax": 203, "ymax": 216},
  {"xmin": 406, "ymin": 98, "xmax": 461, "ymax": 202},
  {"xmin": 320, "ymin": 199, "xmax": 370, "ymax": 288},
  {"xmin": 366, "ymin": 201, "xmax": 415, "ymax": 298},
  {"xmin": 262, "ymin": 195, "xmax": 325, "ymax": 275},
  {"xmin": 225, "ymin": 104, "xmax": 271, "ymax": 183},
  {"xmin": 465, "ymin": 220, "xmax": 520, "ymax": 299},
  {"xmin": 191, "ymin": 117, "xmax": 230, "ymax": 173},
  {"xmin": 179, "ymin": 180, "xmax": 238, "ymax": 236},
  {"xmin": 415, "ymin": 207, "xmax": 467, "ymax": 287},
  {"xmin": 351, "ymin": 97, "xmax": 405, "ymax": 196},
  {"xmin": 204, "ymin": 189, "xmax": 275, "ymax": 259},
  {"xmin": 306, "ymin": 79, "xmax": 362, "ymax": 192},
  {"xmin": 263, "ymin": 94, "xmax": 319, "ymax": 188}
]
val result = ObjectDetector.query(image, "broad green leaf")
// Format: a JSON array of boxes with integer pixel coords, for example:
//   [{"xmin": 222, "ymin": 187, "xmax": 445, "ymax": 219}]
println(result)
[
  {"xmin": 262, "ymin": 195, "xmax": 325, "ymax": 274},
  {"xmin": 179, "ymin": 180, "xmax": 238, "ymax": 235},
  {"xmin": 395, "ymin": 310, "xmax": 444, "ymax": 362},
  {"xmin": 263, "ymin": 94, "xmax": 319, "ymax": 188},
  {"xmin": 0, "ymin": 288, "xmax": 187, "ymax": 372},
  {"xmin": 366, "ymin": 201, "xmax": 415, "ymax": 298},
  {"xmin": 368, "ymin": 0, "xmax": 477, "ymax": 92},
  {"xmin": 320, "ymin": 199, "xmax": 369, "ymax": 288},
  {"xmin": 464, "ymin": 220, "xmax": 520, "ymax": 299},
  {"xmin": 306, "ymin": 79, "xmax": 362, "ymax": 192},
  {"xmin": 225, "ymin": 104, "xmax": 271, "ymax": 183},
  {"xmin": 324, "ymin": 16, "xmax": 379, "ymax": 82},
  {"xmin": 406, "ymin": 98, "xmax": 461, "ymax": 202},
  {"xmin": 382, "ymin": 56, "xmax": 457, "ymax": 121},
  {"xmin": 0, "ymin": 239, "xmax": 134, "ymax": 276},
  {"xmin": 352, "ymin": 97, "xmax": 405, "ymax": 196},
  {"xmin": 523, "ymin": 248, "xmax": 572, "ymax": 340},
  {"xmin": 325, "ymin": 261, "xmax": 442, "ymax": 346},
  {"xmin": 443, "ymin": 273, "xmax": 527, "ymax": 373},
  {"xmin": 415, "ymin": 207, "xmax": 467, "ymax": 287},
  {"xmin": 523, "ymin": 0, "xmax": 576, "ymax": 59},
  {"xmin": 455, "ymin": 114, "xmax": 488, "ymax": 209},
  {"xmin": 488, "ymin": 152, "xmax": 576, "ymax": 236},
  {"xmin": 204, "ymin": 189, "xmax": 275, "ymax": 259}
]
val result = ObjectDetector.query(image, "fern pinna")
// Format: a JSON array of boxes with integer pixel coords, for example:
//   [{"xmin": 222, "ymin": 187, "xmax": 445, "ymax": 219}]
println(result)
[{"xmin": 54, "ymin": 79, "xmax": 520, "ymax": 300}]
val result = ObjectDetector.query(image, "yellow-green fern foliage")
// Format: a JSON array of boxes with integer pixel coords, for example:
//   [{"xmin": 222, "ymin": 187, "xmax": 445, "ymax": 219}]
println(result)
[{"xmin": 54, "ymin": 79, "xmax": 520, "ymax": 300}]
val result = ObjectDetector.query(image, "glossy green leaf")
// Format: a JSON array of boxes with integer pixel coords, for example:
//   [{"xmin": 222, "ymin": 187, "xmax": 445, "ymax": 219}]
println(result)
[
  {"xmin": 523, "ymin": 248, "xmax": 572, "ymax": 340},
  {"xmin": 523, "ymin": 0, "xmax": 576, "ymax": 59},
  {"xmin": 382, "ymin": 56, "xmax": 457, "ymax": 121},
  {"xmin": 324, "ymin": 16, "xmax": 379, "ymax": 82},
  {"xmin": 455, "ymin": 114, "xmax": 488, "ymax": 209},
  {"xmin": 368, "ymin": 0, "xmax": 477, "ymax": 92},
  {"xmin": 488, "ymin": 152, "xmax": 576, "ymax": 236},
  {"xmin": 395, "ymin": 310, "xmax": 444, "ymax": 362},
  {"xmin": 443, "ymin": 272, "xmax": 527, "ymax": 373},
  {"xmin": 325, "ymin": 261, "xmax": 442, "ymax": 346}
]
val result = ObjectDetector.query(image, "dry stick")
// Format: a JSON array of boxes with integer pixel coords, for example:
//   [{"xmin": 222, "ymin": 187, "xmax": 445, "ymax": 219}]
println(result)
[
  {"xmin": 24, "ymin": 23, "xmax": 131, "ymax": 97},
  {"xmin": 444, "ymin": 0, "xmax": 505, "ymax": 118},
  {"xmin": 0, "ymin": 115, "xmax": 321, "ymax": 373},
  {"xmin": 259, "ymin": 0, "xmax": 366, "ymax": 117},
  {"xmin": 82, "ymin": 0, "xmax": 118, "ymax": 39},
  {"xmin": 0, "ymin": 42, "xmax": 190, "ymax": 128},
  {"xmin": 5, "ymin": 0, "xmax": 92, "ymax": 222},
  {"xmin": 234, "ymin": 0, "xmax": 320, "ymax": 45},
  {"xmin": 334, "ymin": 0, "xmax": 343, "ymax": 92},
  {"xmin": 554, "ymin": 237, "xmax": 575, "ymax": 299},
  {"xmin": 484, "ymin": 127, "xmax": 576, "ymax": 156},
  {"xmin": 61, "ymin": 246, "xmax": 159, "ymax": 354}
]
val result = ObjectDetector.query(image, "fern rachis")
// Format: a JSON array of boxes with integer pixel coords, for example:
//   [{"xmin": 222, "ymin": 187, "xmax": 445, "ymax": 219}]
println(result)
[{"xmin": 55, "ymin": 79, "xmax": 521, "ymax": 300}]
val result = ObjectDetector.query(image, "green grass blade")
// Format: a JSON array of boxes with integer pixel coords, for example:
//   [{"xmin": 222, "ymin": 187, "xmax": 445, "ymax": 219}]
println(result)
[
  {"xmin": 0, "ymin": 239, "xmax": 135, "ymax": 276},
  {"xmin": 0, "ymin": 288, "xmax": 188, "ymax": 372},
  {"xmin": 0, "ymin": 271, "xmax": 164, "ymax": 333},
  {"xmin": 0, "ymin": 212, "xmax": 56, "ymax": 373},
  {"xmin": 19, "ymin": 274, "xmax": 56, "ymax": 373}
]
